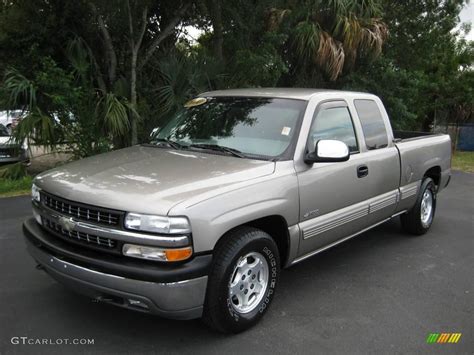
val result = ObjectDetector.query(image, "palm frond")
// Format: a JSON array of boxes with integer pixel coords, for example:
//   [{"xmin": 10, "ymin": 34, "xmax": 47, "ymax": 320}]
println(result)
[
  {"xmin": 13, "ymin": 109, "xmax": 57, "ymax": 148},
  {"xmin": 96, "ymin": 93, "xmax": 131, "ymax": 137},
  {"xmin": 267, "ymin": 8, "xmax": 291, "ymax": 31},
  {"xmin": 4, "ymin": 68, "xmax": 36, "ymax": 108},
  {"xmin": 360, "ymin": 19, "xmax": 388, "ymax": 57},
  {"xmin": 293, "ymin": 21, "xmax": 321, "ymax": 62},
  {"xmin": 66, "ymin": 37, "xmax": 92, "ymax": 77},
  {"xmin": 315, "ymin": 32, "xmax": 345, "ymax": 81},
  {"xmin": 334, "ymin": 14, "xmax": 363, "ymax": 50}
]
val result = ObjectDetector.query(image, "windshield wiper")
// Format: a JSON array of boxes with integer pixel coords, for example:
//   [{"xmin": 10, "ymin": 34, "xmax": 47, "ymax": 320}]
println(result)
[
  {"xmin": 188, "ymin": 143, "xmax": 247, "ymax": 158},
  {"xmin": 150, "ymin": 138, "xmax": 184, "ymax": 150}
]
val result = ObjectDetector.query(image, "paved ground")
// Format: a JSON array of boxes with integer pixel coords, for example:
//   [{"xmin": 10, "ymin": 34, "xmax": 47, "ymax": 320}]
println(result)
[{"xmin": 0, "ymin": 171, "xmax": 472, "ymax": 354}]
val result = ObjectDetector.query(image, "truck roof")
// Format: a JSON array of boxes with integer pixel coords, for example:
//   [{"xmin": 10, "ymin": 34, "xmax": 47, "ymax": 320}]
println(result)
[{"xmin": 199, "ymin": 88, "xmax": 370, "ymax": 101}]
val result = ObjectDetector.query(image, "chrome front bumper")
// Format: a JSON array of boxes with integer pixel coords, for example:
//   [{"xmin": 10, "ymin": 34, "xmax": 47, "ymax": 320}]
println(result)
[{"xmin": 24, "ymin": 219, "xmax": 209, "ymax": 320}]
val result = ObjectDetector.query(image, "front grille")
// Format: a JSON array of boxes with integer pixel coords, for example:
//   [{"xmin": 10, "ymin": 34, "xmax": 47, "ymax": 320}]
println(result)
[
  {"xmin": 0, "ymin": 147, "xmax": 17, "ymax": 157},
  {"xmin": 41, "ymin": 192, "xmax": 122, "ymax": 227},
  {"xmin": 43, "ymin": 217, "xmax": 116, "ymax": 248}
]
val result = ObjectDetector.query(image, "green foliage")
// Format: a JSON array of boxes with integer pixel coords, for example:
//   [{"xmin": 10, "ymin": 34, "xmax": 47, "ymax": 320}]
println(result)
[
  {"xmin": 278, "ymin": 0, "xmax": 388, "ymax": 81},
  {"xmin": 231, "ymin": 39, "xmax": 288, "ymax": 87},
  {"xmin": 0, "ymin": 162, "xmax": 27, "ymax": 180},
  {"xmin": 144, "ymin": 52, "xmax": 221, "ymax": 131},
  {"xmin": 0, "ymin": 175, "xmax": 32, "ymax": 197},
  {"xmin": 96, "ymin": 93, "xmax": 132, "ymax": 137},
  {"xmin": 0, "ymin": 0, "xmax": 472, "ymax": 152},
  {"xmin": 343, "ymin": 58, "xmax": 420, "ymax": 129},
  {"xmin": 4, "ymin": 69, "xmax": 36, "ymax": 108},
  {"xmin": 452, "ymin": 151, "xmax": 474, "ymax": 173}
]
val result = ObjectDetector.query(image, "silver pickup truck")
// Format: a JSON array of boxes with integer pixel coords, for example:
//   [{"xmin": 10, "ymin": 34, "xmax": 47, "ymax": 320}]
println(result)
[{"xmin": 23, "ymin": 89, "xmax": 451, "ymax": 333}]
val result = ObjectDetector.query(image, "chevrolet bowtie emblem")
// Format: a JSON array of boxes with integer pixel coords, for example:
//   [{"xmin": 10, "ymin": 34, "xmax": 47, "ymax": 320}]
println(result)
[{"xmin": 58, "ymin": 216, "xmax": 76, "ymax": 232}]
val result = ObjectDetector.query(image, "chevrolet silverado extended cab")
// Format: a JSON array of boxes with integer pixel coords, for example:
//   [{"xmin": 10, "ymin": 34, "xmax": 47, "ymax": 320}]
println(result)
[{"xmin": 23, "ymin": 89, "xmax": 451, "ymax": 333}]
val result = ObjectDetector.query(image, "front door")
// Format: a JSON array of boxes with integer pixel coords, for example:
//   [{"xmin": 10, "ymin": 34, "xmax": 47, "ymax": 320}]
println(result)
[{"xmin": 297, "ymin": 101, "xmax": 373, "ymax": 256}]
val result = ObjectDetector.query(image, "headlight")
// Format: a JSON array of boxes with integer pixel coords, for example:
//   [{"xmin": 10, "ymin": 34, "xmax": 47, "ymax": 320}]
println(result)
[
  {"xmin": 124, "ymin": 213, "xmax": 191, "ymax": 234},
  {"xmin": 122, "ymin": 244, "xmax": 193, "ymax": 262},
  {"xmin": 32, "ymin": 183, "xmax": 41, "ymax": 203}
]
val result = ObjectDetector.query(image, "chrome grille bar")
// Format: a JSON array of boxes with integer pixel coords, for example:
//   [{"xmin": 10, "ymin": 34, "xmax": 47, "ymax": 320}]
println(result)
[
  {"xmin": 41, "ymin": 192, "xmax": 121, "ymax": 226},
  {"xmin": 43, "ymin": 217, "xmax": 116, "ymax": 249}
]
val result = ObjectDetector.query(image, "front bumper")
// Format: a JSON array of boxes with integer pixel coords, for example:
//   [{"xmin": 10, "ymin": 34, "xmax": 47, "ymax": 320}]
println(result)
[
  {"xmin": 0, "ymin": 156, "xmax": 22, "ymax": 163},
  {"xmin": 23, "ymin": 218, "xmax": 211, "ymax": 320}
]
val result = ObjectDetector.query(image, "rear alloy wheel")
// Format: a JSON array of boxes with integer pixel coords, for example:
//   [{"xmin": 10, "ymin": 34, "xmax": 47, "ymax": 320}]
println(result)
[
  {"xmin": 420, "ymin": 189, "xmax": 434, "ymax": 228},
  {"xmin": 401, "ymin": 177, "xmax": 437, "ymax": 235},
  {"xmin": 203, "ymin": 227, "xmax": 280, "ymax": 333}
]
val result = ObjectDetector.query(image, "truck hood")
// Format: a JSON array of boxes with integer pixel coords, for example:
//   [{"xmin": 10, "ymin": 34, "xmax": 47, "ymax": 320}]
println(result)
[{"xmin": 35, "ymin": 145, "xmax": 275, "ymax": 215}]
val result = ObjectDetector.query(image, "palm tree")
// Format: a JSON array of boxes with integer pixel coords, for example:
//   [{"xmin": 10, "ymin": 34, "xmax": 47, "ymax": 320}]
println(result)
[
  {"xmin": 270, "ymin": 0, "xmax": 388, "ymax": 81},
  {"xmin": 3, "ymin": 38, "xmax": 133, "ymax": 158}
]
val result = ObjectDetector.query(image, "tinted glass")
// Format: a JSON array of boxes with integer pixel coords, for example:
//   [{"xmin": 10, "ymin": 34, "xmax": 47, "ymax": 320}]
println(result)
[
  {"xmin": 309, "ymin": 107, "xmax": 358, "ymax": 153},
  {"xmin": 354, "ymin": 99, "xmax": 388, "ymax": 149},
  {"xmin": 153, "ymin": 97, "xmax": 306, "ymax": 157}
]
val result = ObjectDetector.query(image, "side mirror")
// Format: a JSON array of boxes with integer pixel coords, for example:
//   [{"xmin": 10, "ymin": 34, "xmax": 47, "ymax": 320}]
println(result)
[{"xmin": 305, "ymin": 139, "xmax": 350, "ymax": 164}]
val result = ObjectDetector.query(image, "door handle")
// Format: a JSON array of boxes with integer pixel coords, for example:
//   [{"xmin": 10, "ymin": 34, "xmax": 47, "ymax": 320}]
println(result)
[{"xmin": 357, "ymin": 165, "xmax": 369, "ymax": 178}]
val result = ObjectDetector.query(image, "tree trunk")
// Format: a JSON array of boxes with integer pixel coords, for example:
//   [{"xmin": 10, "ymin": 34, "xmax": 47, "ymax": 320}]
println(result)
[
  {"xmin": 208, "ymin": 0, "xmax": 223, "ymax": 62},
  {"xmin": 127, "ymin": 1, "xmax": 147, "ymax": 146},
  {"xmin": 90, "ymin": 3, "xmax": 117, "ymax": 87},
  {"xmin": 130, "ymin": 49, "xmax": 138, "ymax": 145}
]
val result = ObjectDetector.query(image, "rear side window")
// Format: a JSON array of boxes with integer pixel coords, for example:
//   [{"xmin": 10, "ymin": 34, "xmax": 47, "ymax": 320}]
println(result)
[
  {"xmin": 354, "ymin": 99, "xmax": 388, "ymax": 150},
  {"xmin": 309, "ymin": 107, "xmax": 358, "ymax": 153}
]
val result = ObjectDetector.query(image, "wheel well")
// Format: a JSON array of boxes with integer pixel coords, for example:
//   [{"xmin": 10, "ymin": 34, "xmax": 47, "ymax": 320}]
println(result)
[
  {"xmin": 245, "ymin": 215, "xmax": 290, "ymax": 265},
  {"xmin": 424, "ymin": 166, "xmax": 441, "ymax": 187},
  {"xmin": 216, "ymin": 215, "xmax": 290, "ymax": 266}
]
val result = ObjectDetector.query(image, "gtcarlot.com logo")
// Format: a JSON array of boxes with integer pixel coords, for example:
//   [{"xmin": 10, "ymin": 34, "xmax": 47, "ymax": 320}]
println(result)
[
  {"xmin": 426, "ymin": 333, "xmax": 462, "ymax": 344},
  {"xmin": 11, "ymin": 337, "xmax": 94, "ymax": 345}
]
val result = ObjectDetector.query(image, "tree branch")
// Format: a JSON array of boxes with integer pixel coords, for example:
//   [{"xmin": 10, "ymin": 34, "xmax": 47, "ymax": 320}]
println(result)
[
  {"xmin": 126, "ymin": 0, "xmax": 134, "ymax": 47},
  {"xmin": 139, "ymin": 2, "xmax": 191, "ymax": 70},
  {"xmin": 89, "ymin": 3, "xmax": 117, "ymax": 85},
  {"xmin": 135, "ymin": 7, "xmax": 148, "ymax": 53}
]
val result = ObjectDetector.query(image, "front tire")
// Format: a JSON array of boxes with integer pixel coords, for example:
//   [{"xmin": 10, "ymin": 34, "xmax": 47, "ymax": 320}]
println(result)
[
  {"xmin": 401, "ymin": 177, "xmax": 437, "ymax": 235},
  {"xmin": 203, "ymin": 227, "xmax": 280, "ymax": 333}
]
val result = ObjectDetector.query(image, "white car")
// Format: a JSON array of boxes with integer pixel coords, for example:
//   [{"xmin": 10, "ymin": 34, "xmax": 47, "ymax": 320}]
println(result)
[
  {"xmin": 0, "ymin": 110, "xmax": 24, "ymax": 134},
  {"xmin": 0, "ymin": 124, "xmax": 28, "ymax": 164}
]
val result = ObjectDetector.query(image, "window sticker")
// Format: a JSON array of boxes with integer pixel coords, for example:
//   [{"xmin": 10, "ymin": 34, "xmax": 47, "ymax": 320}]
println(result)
[{"xmin": 281, "ymin": 126, "xmax": 291, "ymax": 136}]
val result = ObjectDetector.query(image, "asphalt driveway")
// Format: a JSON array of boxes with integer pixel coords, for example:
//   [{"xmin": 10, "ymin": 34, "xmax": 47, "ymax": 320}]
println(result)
[{"xmin": 0, "ymin": 171, "xmax": 472, "ymax": 354}]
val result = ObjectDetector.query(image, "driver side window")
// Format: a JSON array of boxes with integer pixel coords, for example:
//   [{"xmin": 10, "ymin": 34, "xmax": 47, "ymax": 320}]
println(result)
[{"xmin": 309, "ymin": 106, "xmax": 359, "ymax": 153}]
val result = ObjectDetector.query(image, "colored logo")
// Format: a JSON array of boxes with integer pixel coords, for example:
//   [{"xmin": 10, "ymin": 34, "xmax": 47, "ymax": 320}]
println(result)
[{"xmin": 426, "ymin": 333, "xmax": 462, "ymax": 344}]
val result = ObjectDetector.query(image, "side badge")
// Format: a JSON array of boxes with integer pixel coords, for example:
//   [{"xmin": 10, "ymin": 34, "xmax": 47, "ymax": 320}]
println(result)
[{"xmin": 303, "ymin": 209, "xmax": 319, "ymax": 219}]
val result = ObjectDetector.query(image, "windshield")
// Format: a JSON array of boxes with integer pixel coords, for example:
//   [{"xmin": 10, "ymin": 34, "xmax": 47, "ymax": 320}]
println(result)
[
  {"xmin": 0, "ymin": 124, "xmax": 9, "ymax": 137},
  {"xmin": 151, "ymin": 97, "xmax": 306, "ymax": 158}
]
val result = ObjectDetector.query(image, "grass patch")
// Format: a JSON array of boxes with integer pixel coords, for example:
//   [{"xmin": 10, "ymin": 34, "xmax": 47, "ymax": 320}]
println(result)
[
  {"xmin": 0, "ymin": 176, "xmax": 32, "ymax": 198},
  {"xmin": 452, "ymin": 151, "xmax": 474, "ymax": 173}
]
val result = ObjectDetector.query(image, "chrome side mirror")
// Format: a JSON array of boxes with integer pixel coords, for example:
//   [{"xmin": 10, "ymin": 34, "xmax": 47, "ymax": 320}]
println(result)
[{"xmin": 305, "ymin": 139, "xmax": 350, "ymax": 163}]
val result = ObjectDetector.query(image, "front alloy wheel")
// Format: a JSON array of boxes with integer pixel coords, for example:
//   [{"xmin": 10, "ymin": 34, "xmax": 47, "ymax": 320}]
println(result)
[
  {"xmin": 203, "ymin": 227, "xmax": 280, "ymax": 333},
  {"xmin": 229, "ymin": 252, "xmax": 269, "ymax": 314}
]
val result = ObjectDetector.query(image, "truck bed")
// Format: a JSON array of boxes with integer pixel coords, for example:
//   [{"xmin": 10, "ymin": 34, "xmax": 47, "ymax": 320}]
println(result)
[
  {"xmin": 393, "ymin": 131, "xmax": 451, "ymax": 188},
  {"xmin": 393, "ymin": 130, "xmax": 444, "ymax": 142}
]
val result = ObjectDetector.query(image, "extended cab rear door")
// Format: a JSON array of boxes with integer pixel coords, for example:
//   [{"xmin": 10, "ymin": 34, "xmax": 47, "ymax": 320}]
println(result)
[
  {"xmin": 294, "ymin": 95, "xmax": 400, "ymax": 260},
  {"xmin": 351, "ymin": 98, "xmax": 401, "ymax": 225}
]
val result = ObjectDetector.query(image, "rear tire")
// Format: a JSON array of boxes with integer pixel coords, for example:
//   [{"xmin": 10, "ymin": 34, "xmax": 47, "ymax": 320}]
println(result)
[
  {"xmin": 400, "ymin": 177, "xmax": 437, "ymax": 235},
  {"xmin": 203, "ymin": 227, "xmax": 280, "ymax": 333}
]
